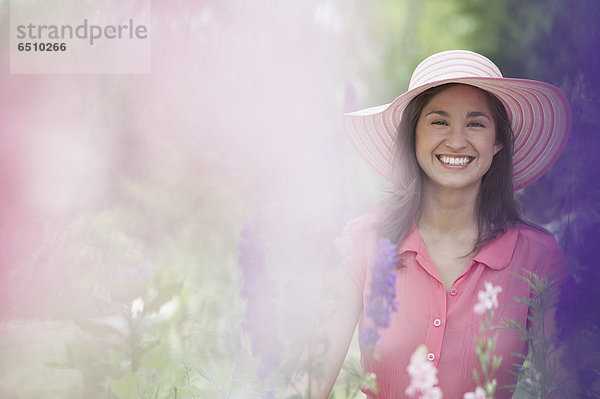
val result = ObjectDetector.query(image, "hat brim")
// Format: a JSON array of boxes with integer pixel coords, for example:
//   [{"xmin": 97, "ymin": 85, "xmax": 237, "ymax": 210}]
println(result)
[{"xmin": 342, "ymin": 77, "xmax": 571, "ymax": 190}]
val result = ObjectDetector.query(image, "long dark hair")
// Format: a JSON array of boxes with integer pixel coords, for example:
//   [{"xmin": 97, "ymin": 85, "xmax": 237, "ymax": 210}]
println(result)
[{"xmin": 376, "ymin": 83, "xmax": 523, "ymax": 255}]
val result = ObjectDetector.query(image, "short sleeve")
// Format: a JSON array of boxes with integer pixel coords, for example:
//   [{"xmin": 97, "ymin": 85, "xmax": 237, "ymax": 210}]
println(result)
[
  {"xmin": 533, "ymin": 230, "xmax": 570, "ymax": 284},
  {"xmin": 337, "ymin": 214, "xmax": 378, "ymax": 293},
  {"xmin": 515, "ymin": 225, "xmax": 569, "ymax": 284}
]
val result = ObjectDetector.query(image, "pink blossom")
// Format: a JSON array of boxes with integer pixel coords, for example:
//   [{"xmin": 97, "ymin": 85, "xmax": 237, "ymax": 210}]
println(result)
[
  {"xmin": 463, "ymin": 386, "xmax": 488, "ymax": 399},
  {"xmin": 422, "ymin": 386, "xmax": 443, "ymax": 399},
  {"xmin": 473, "ymin": 282, "xmax": 503, "ymax": 315},
  {"xmin": 406, "ymin": 344, "xmax": 443, "ymax": 398}
]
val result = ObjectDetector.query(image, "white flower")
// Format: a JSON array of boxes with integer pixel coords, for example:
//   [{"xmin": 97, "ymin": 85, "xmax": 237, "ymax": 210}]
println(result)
[
  {"xmin": 131, "ymin": 297, "xmax": 144, "ymax": 318},
  {"xmin": 422, "ymin": 386, "xmax": 443, "ymax": 399},
  {"xmin": 473, "ymin": 282, "xmax": 503, "ymax": 315},
  {"xmin": 463, "ymin": 386, "xmax": 488, "ymax": 399},
  {"xmin": 406, "ymin": 345, "xmax": 443, "ymax": 398},
  {"xmin": 313, "ymin": 1, "xmax": 343, "ymax": 33}
]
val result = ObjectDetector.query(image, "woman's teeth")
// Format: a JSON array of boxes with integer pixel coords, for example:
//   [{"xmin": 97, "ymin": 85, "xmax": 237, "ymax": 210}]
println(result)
[{"xmin": 437, "ymin": 155, "xmax": 474, "ymax": 166}]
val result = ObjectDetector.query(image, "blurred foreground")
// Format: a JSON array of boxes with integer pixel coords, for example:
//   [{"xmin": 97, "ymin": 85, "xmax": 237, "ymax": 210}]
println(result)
[{"xmin": 1, "ymin": 0, "xmax": 599, "ymax": 398}]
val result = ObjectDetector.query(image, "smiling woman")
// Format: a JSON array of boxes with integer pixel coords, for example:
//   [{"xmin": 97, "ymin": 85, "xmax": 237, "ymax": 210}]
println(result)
[
  {"xmin": 306, "ymin": 50, "xmax": 574, "ymax": 398},
  {"xmin": 415, "ymin": 84, "xmax": 502, "ymax": 195}
]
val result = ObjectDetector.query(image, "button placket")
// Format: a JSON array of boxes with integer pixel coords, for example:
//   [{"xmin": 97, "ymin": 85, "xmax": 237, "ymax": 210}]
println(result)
[{"xmin": 424, "ymin": 281, "xmax": 446, "ymax": 366}]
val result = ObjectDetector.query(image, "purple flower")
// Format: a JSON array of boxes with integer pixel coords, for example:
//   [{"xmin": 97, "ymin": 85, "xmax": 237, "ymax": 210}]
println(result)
[
  {"xmin": 360, "ymin": 238, "xmax": 399, "ymax": 347},
  {"xmin": 238, "ymin": 218, "xmax": 282, "ymax": 380}
]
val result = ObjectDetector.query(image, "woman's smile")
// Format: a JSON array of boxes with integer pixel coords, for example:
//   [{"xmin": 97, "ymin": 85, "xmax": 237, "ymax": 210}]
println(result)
[{"xmin": 436, "ymin": 154, "xmax": 475, "ymax": 167}]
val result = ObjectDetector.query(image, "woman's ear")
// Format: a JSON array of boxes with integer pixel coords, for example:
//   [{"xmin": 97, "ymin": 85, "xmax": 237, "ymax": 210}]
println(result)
[{"xmin": 493, "ymin": 141, "xmax": 504, "ymax": 155}]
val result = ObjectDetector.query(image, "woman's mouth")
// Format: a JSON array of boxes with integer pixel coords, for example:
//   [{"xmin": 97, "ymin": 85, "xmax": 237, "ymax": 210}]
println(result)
[{"xmin": 436, "ymin": 155, "xmax": 475, "ymax": 166}]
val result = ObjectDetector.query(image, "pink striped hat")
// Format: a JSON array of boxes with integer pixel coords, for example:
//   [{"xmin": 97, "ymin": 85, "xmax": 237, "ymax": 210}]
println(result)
[{"xmin": 342, "ymin": 50, "xmax": 571, "ymax": 190}]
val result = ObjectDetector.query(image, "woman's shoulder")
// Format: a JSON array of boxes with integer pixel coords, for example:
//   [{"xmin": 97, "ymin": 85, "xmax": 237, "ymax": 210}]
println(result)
[
  {"xmin": 338, "ymin": 213, "xmax": 381, "ymax": 291},
  {"xmin": 343, "ymin": 212, "xmax": 379, "ymax": 237},
  {"xmin": 340, "ymin": 213, "xmax": 381, "ymax": 258},
  {"xmin": 514, "ymin": 222, "xmax": 561, "ymax": 252},
  {"xmin": 512, "ymin": 222, "xmax": 567, "ymax": 277}
]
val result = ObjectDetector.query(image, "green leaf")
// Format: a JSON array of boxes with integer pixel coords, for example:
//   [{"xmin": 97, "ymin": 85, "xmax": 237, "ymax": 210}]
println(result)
[
  {"xmin": 109, "ymin": 372, "xmax": 141, "ymax": 399},
  {"xmin": 493, "ymin": 355, "xmax": 503, "ymax": 371},
  {"xmin": 473, "ymin": 369, "xmax": 480, "ymax": 385},
  {"xmin": 485, "ymin": 378, "xmax": 497, "ymax": 396},
  {"xmin": 362, "ymin": 372, "xmax": 378, "ymax": 394}
]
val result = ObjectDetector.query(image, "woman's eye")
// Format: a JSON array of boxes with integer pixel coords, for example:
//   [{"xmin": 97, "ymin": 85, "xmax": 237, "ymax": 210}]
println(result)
[
  {"xmin": 432, "ymin": 120, "xmax": 449, "ymax": 126},
  {"xmin": 468, "ymin": 121, "xmax": 485, "ymax": 128}
]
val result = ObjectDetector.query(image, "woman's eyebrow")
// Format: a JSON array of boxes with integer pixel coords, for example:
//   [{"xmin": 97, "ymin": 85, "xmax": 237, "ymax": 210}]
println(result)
[
  {"xmin": 467, "ymin": 111, "xmax": 491, "ymax": 120},
  {"xmin": 424, "ymin": 110, "xmax": 491, "ymax": 120},
  {"xmin": 424, "ymin": 110, "xmax": 450, "ymax": 117}
]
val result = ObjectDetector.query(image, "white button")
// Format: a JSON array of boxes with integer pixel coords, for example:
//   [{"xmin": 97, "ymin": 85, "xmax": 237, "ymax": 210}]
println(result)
[
  {"xmin": 433, "ymin": 318, "xmax": 442, "ymax": 327},
  {"xmin": 427, "ymin": 352, "xmax": 435, "ymax": 361},
  {"xmin": 450, "ymin": 288, "xmax": 458, "ymax": 296}
]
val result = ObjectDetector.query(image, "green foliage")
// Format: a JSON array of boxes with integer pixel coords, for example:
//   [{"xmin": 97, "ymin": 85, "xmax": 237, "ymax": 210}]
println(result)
[
  {"xmin": 110, "ymin": 373, "xmax": 142, "ymax": 399},
  {"xmin": 503, "ymin": 272, "xmax": 569, "ymax": 399},
  {"xmin": 473, "ymin": 310, "xmax": 503, "ymax": 398}
]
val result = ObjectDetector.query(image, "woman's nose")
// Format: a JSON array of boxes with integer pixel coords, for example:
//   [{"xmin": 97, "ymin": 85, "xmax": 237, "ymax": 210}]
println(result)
[{"xmin": 445, "ymin": 125, "xmax": 468, "ymax": 149}]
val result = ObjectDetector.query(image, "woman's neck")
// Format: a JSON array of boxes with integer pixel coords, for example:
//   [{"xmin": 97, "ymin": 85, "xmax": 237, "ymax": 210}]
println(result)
[{"xmin": 417, "ymin": 181, "xmax": 479, "ymax": 235}]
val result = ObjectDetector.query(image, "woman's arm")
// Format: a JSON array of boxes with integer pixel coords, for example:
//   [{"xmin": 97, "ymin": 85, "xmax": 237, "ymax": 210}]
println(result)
[{"xmin": 287, "ymin": 267, "xmax": 363, "ymax": 399}]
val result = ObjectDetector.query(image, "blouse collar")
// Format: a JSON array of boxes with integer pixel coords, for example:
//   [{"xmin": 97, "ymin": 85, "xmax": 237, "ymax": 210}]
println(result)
[{"xmin": 398, "ymin": 223, "xmax": 519, "ymax": 270}]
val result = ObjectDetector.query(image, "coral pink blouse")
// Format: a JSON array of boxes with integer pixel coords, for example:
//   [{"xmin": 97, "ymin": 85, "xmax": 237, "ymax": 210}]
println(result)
[{"xmin": 342, "ymin": 214, "xmax": 567, "ymax": 399}]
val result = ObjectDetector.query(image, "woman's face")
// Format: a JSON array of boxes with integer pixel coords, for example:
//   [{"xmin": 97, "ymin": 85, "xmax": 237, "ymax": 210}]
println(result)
[{"xmin": 415, "ymin": 84, "xmax": 503, "ymax": 194}]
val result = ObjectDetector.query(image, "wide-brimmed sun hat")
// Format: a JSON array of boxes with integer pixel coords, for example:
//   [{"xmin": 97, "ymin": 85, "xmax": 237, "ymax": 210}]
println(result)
[{"xmin": 342, "ymin": 50, "xmax": 571, "ymax": 190}]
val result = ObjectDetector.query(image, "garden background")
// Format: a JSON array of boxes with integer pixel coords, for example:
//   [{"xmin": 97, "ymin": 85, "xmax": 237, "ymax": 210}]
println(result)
[{"xmin": 0, "ymin": 0, "xmax": 599, "ymax": 398}]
